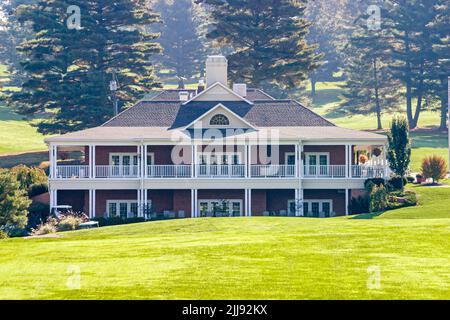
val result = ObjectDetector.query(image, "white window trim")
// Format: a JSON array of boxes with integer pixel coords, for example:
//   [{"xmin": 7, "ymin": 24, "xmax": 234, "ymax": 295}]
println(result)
[
  {"xmin": 285, "ymin": 152, "xmax": 296, "ymax": 165},
  {"xmin": 109, "ymin": 153, "xmax": 138, "ymax": 166},
  {"xmin": 198, "ymin": 199, "xmax": 243, "ymax": 216},
  {"xmin": 304, "ymin": 152, "xmax": 330, "ymax": 166},
  {"xmin": 288, "ymin": 199, "xmax": 333, "ymax": 215},
  {"xmin": 147, "ymin": 152, "xmax": 155, "ymax": 165},
  {"xmin": 198, "ymin": 152, "xmax": 242, "ymax": 165},
  {"xmin": 106, "ymin": 199, "xmax": 152, "ymax": 218}
]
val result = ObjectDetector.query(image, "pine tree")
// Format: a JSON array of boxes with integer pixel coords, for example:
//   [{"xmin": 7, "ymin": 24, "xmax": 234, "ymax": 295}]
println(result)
[
  {"xmin": 384, "ymin": 0, "xmax": 443, "ymax": 129},
  {"xmin": 340, "ymin": 12, "xmax": 401, "ymax": 130},
  {"xmin": 8, "ymin": 0, "xmax": 161, "ymax": 134},
  {"xmin": 153, "ymin": 0, "xmax": 206, "ymax": 80},
  {"xmin": 387, "ymin": 117, "xmax": 411, "ymax": 190},
  {"xmin": 203, "ymin": 0, "xmax": 321, "ymax": 90}
]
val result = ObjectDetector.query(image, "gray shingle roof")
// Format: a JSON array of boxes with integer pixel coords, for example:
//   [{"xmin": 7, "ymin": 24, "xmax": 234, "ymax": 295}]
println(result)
[
  {"xmin": 102, "ymin": 99, "xmax": 334, "ymax": 128},
  {"xmin": 146, "ymin": 88, "xmax": 274, "ymax": 102}
]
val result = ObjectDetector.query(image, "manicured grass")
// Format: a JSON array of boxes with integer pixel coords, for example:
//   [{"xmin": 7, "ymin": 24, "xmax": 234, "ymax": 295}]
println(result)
[
  {"xmin": 0, "ymin": 104, "xmax": 48, "ymax": 155},
  {"xmin": 307, "ymin": 85, "xmax": 448, "ymax": 172},
  {"xmin": 1, "ymin": 216, "xmax": 449, "ymax": 299},
  {"xmin": 1, "ymin": 173, "xmax": 449, "ymax": 300},
  {"xmin": 378, "ymin": 184, "xmax": 450, "ymax": 219}
]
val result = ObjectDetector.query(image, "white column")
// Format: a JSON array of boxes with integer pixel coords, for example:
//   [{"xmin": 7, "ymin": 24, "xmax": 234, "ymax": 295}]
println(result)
[
  {"xmin": 244, "ymin": 189, "xmax": 249, "ymax": 216},
  {"xmin": 294, "ymin": 144, "xmax": 298, "ymax": 177},
  {"xmin": 92, "ymin": 189, "xmax": 96, "ymax": 218},
  {"xmin": 191, "ymin": 145, "xmax": 195, "ymax": 178},
  {"xmin": 347, "ymin": 145, "xmax": 353, "ymax": 178},
  {"xmin": 248, "ymin": 189, "xmax": 252, "ymax": 216},
  {"xmin": 194, "ymin": 189, "xmax": 198, "ymax": 217},
  {"xmin": 89, "ymin": 189, "xmax": 94, "ymax": 218},
  {"xmin": 92, "ymin": 145, "xmax": 96, "ymax": 178},
  {"xmin": 345, "ymin": 188, "xmax": 349, "ymax": 216},
  {"xmin": 143, "ymin": 145, "xmax": 148, "ymax": 178},
  {"xmin": 299, "ymin": 188, "xmax": 304, "ymax": 217},
  {"xmin": 299, "ymin": 143, "xmax": 303, "ymax": 178},
  {"xmin": 50, "ymin": 145, "xmax": 57, "ymax": 179},
  {"xmin": 345, "ymin": 145, "xmax": 349, "ymax": 178},
  {"xmin": 247, "ymin": 145, "xmax": 252, "ymax": 178}
]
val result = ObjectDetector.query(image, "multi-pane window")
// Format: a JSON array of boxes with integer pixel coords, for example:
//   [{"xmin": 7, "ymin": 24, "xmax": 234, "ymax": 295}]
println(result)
[
  {"xmin": 288, "ymin": 199, "xmax": 333, "ymax": 216},
  {"xmin": 209, "ymin": 114, "xmax": 230, "ymax": 126},
  {"xmin": 107, "ymin": 200, "xmax": 151, "ymax": 218},
  {"xmin": 198, "ymin": 200, "xmax": 242, "ymax": 217}
]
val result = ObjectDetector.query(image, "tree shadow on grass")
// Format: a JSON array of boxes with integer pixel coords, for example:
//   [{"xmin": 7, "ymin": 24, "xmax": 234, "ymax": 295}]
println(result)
[{"xmin": 351, "ymin": 212, "xmax": 385, "ymax": 219}]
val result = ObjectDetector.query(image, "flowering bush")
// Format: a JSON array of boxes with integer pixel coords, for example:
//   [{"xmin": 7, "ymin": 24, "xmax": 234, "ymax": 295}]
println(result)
[
  {"xmin": 30, "ymin": 218, "xmax": 58, "ymax": 236},
  {"xmin": 359, "ymin": 154, "xmax": 368, "ymax": 164}
]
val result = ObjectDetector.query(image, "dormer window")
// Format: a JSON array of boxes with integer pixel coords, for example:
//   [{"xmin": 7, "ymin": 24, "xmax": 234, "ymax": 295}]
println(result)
[{"xmin": 210, "ymin": 114, "xmax": 230, "ymax": 126}]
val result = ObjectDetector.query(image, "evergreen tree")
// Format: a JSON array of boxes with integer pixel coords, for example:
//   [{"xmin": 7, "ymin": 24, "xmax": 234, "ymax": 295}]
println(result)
[
  {"xmin": 384, "ymin": 0, "xmax": 443, "ymax": 129},
  {"xmin": 387, "ymin": 117, "xmax": 411, "ymax": 191},
  {"xmin": 0, "ymin": 169, "xmax": 31, "ymax": 233},
  {"xmin": 8, "ymin": 0, "xmax": 161, "ymax": 134},
  {"xmin": 203, "ymin": 0, "xmax": 321, "ymax": 90},
  {"xmin": 153, "ymin": 0, "xmax": 206, "ymax": 79},
  {"xmin": 340, "ymin": 11, "xmax": 401, "ymax": 130}
]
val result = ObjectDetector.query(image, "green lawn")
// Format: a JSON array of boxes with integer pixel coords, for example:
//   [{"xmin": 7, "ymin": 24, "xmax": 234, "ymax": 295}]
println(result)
[
  {"xmin": 0, "ymin": 104, "xmax": 48, "ymax": 155},
  {"xmin": 306, "ymin": 82, "xmax": 448, "ymax": 172},
  {"xmin": 1, "ymin": 184, "xmax": 449, "ymax": 300}
]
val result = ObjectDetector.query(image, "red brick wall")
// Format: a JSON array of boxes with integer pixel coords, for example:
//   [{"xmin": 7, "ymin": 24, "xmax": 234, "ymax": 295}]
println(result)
[
  {"xmin": 197, "ymin": 189, "xmax": 245, "ymax": 200},
  {"xmin": 267, "ymin": 189, "xmax": 295, "ymax": 213},
  {"xmin": 304, "ymin": 189, "xmax": 346, "ymax": 216},
  {"xmin": 303, "ymin": 145, "xmax": 345, "ymax": 165},
  {"xmin": 57, "ymin": 190, "xmax": 87, "ymax": 213},
  {"xmin": 251, "ymin": 190, "xmax": 267, "ymax": 216},
  {"xmin": 95, "ymin": 146, "xmax": 138, "ymax": 165},
  {"xmin": 173, "ymin": 190, "xmax": 192, "ymax": 217},
  {"xmin": 250, "ymin": 145, "xmax": 295, "ymax": 165},
  {"xmin": 95, "ymin": 190, "xmax": 137, "ymax": 217}
]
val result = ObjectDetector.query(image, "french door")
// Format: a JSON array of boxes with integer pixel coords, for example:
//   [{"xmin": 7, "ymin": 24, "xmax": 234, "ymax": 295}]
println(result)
[
  {"xmin": 198, "ymin": 153, "xmax": 241, "ymax": 176},
  {"xmin": 110, "ymin": 153, "xmax": 139, "ymax": 177},
  {"xmin": 305, "ymin": 153, "xmax": 329, "ymax": 176},
  {"xmin": 198, "ymin": 199, "xmax": 242, "ymax": 217}
]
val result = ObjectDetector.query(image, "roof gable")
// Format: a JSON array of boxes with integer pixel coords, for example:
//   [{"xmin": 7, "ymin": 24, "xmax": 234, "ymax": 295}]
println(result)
[
  {"xmin": 183, "ymin": 82, "xmax": 253, "ymax": 104},
  {"xmin": 184, "ymin": 103, "xmax": 257, "ymax": 130}
]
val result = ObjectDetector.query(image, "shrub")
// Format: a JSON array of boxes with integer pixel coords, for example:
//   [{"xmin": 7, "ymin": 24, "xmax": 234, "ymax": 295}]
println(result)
[
  {"xmin": 92, "ymin": 217, "xmax": 145, "ymax": 227},
  {"xmin": 388, "ymin": 176, "xmax": 408, "ymax": 190},
  {"xmin": 421, "ymin": 155, "xmax": 448, "ymax": 183},
  {"xmin": 30, "ymin": 218, "xmax": 58, "ymax": 236},
  {"xmin": 27, "ymin": 202, "xmax": 51, "ymax": 231},
  {"xmin": 28, "ymin": 183, "xmax": 49, "ymax": 198},
  {"xmin": 369, "ymin": 184, "xmax": 388, "ymax": 213},
  {"xmin": 57, "ymin": 215, "xmax": 83, "ymax": 231},
  {"xmin": 350, "ymin": 195, "xmax": 370, "ymax": 214},
  {"xmin": 10, "ymin": 165, "xmax": 47, "ymax": 191},
  {"xmin": 364, "ymin": 178, "xmax": 386, "ymax": 190},
  {"xmin": 0, "ymin": 229, "xmax": 8, "ymax": 239}
]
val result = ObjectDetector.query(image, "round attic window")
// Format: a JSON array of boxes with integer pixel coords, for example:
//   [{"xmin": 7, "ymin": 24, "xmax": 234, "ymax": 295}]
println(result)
[{"xmin": 210, "ymin": 114, "xmax": 230, "ymax": 126}]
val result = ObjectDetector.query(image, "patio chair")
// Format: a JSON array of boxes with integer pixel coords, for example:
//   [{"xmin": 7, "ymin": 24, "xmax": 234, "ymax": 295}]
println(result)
[
  {"xmin": 206, "ymin": 211, "xmax": 213, "ymax": 217},
  {"xmin": 163, "ymin": 210, "xmax": 170, "ymax": 218},
  {"xmin": 288, "ymin": 211, "xmax": 295, "ymax": 217},
  {"xmin": 178, "ymin": 210, "xmax": 185, "ymax": 218},
  {"xmin": 319, "ymin": 212, "xmax": 325, "ymax": 218},
  {"xmin": 279, "ymin": 210, "xmax": 287, "ymax": 216},
  {"xmin": 263, "ymin": 211, "xmax": 270, "ymax": 216}
]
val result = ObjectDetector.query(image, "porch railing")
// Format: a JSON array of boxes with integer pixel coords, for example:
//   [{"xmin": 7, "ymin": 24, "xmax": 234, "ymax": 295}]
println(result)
[
  {"xmin": 196, "ymin": 164, "xmax": 246, "ymax": 178},
  {"xmin": 55, "ymin": 165, "xmax": 90, "ymax": 179},
  {"xmin": 54, "ymin": 164, "xmax": 388, "ymax": 179},
  {"xmin": 251, "ymin": 165, "xmax": 296, "ymax": 178},
  {"xmin": 95, "ymin": 165, "xmax": 140, "ymax": 178},
  {"xmin": 351, "ymin": 165, "xmax": 386, "ymax": 178},
  {"xmin": 303, "ymin": 165, "xmax": 346, "ymax": 178},
  {"xmin": 147, "ymin": 165, "xmax": 191, "ymax": 178}
]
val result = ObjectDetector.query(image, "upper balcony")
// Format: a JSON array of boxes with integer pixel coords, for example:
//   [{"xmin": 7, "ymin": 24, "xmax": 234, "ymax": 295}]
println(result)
[{"xmin": 50, "ymin": 143, "xmax": 389, "ymax": 181}]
